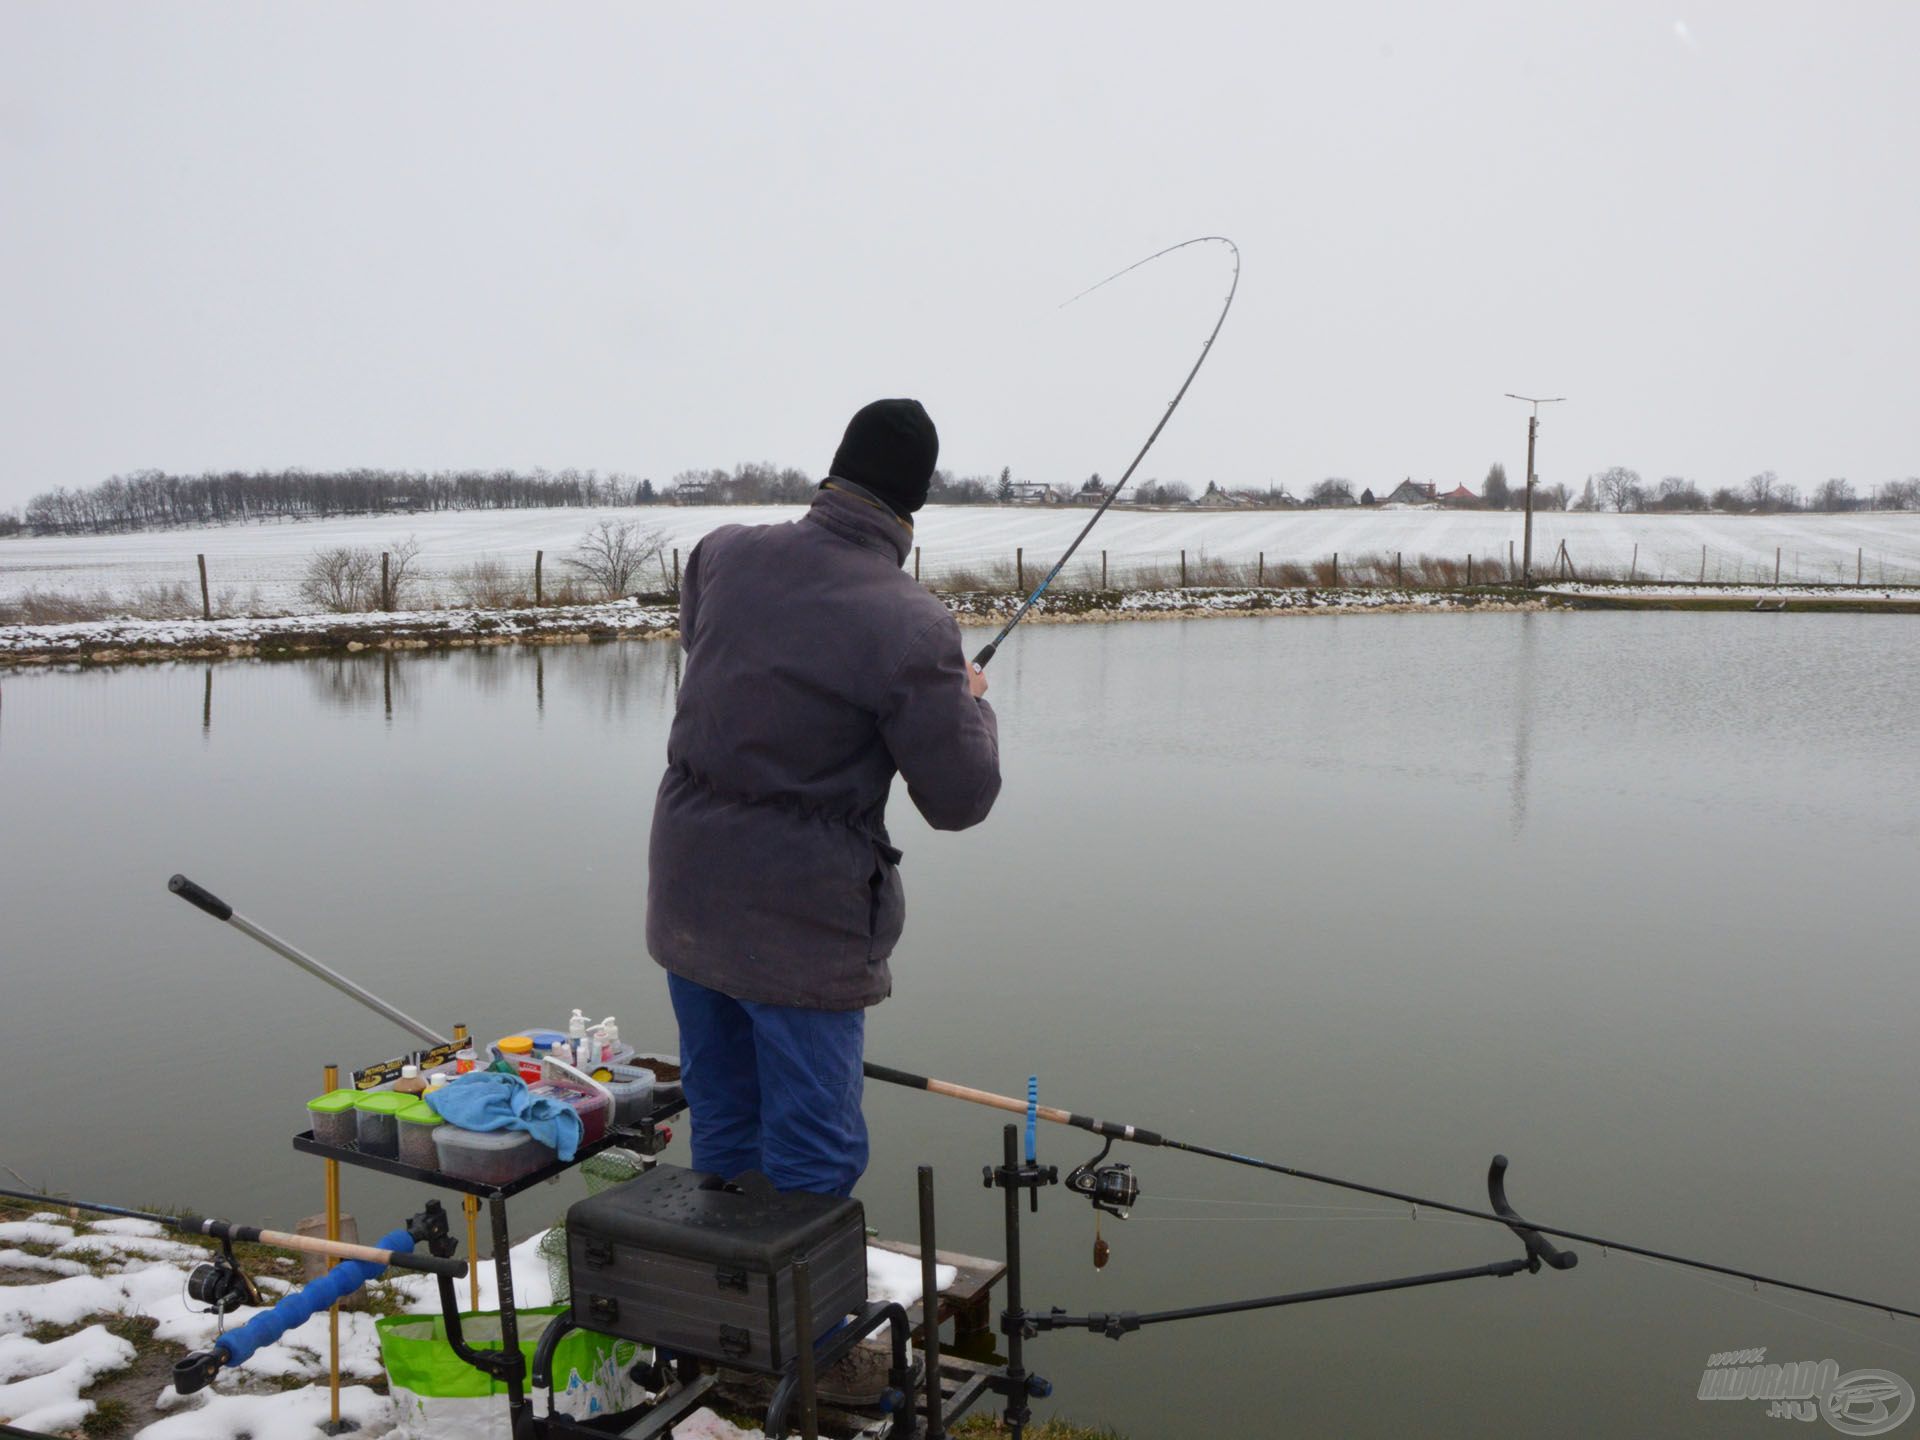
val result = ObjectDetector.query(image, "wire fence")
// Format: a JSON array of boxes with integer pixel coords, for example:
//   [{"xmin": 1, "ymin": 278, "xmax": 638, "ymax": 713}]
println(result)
[{"xmin": 6, "ymin": 540, "xmax": 1920, "ymax": 625}]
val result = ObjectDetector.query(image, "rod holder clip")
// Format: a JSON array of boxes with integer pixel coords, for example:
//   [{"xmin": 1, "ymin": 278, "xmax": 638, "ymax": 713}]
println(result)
[
  {"xmin": 984, "ymin": 1158, "xmax": 1058, "ymax": 1216},
  {"xmin": 407, "ymin": 1199, "xmax": 458, "ymax": 1260},
  {"xmin": 1487, "ymin": 1155, "xmax": 1578, "ymax": 1274}
]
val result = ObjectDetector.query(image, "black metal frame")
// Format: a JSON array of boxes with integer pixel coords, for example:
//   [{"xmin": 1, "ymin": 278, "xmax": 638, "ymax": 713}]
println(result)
[
  {"xmin": 294, "ymin": 1098, "xmax": 684, "ymax": 1440},
  {"xmin": 978, "ymin": 1126, "xmax": 1578, "ymax": 1440}
]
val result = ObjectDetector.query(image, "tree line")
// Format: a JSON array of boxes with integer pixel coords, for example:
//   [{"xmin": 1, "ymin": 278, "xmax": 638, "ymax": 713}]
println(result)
[
  {"xmin": 8, "ymin": 460, "xmax": 1918, "ymax": 537},
  {"xmin": 1567, "ymin": 469, "xmax": 1920, "ymax": 514}
]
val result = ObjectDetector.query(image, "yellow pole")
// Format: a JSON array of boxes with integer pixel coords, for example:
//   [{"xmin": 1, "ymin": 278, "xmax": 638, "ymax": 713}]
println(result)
[
  {"xmin": 323, "ymin": 1063, "xmax": 343, "ymax": 1429},
  {"xmin": 465, "ymin": 1197, "xmax": 480, "ymax": 1311},
  {"xmin": 452, "ymin": 1024, "xmax": 480, "ymax": 1313}
]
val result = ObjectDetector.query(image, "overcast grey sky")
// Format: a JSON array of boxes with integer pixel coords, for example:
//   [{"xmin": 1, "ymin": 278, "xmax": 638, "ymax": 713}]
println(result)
[{"xmin": 2, "ymin": 1, "xmax": 1915, "ymax": 512}]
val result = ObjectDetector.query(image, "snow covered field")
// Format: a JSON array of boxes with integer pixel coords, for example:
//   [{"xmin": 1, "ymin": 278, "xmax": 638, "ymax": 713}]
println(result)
[{"xmin": 4, "ymin": 505, "xmax": 1919, "ymax": 608}]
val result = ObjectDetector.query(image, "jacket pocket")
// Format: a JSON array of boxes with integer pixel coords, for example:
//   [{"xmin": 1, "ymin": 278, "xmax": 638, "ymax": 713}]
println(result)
[{"xmin": 865, "ymin": 841, "xmax": 906, "ymax": 955}]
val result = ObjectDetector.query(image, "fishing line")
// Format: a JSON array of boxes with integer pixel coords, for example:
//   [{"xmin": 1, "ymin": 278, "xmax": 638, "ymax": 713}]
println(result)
[
  {"xmin": 971, "ymin": 235, "xmax": 1240, "ymax": 670},
  {"xmin": 1603, "ymin": 1248, "xmax": 1920, "ymax": 1358}
]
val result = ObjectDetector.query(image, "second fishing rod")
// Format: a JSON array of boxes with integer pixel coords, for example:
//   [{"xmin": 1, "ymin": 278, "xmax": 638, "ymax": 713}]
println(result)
[{"xmin": 862, "ymin": 1061, "xmax": 1920, "ymax": 1325}]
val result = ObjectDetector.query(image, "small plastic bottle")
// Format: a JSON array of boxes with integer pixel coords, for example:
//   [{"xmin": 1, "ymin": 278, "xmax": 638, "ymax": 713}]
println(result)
[{"xmin": 395, "ymin": 1064, "xmax": 427, "ymax": 1096}]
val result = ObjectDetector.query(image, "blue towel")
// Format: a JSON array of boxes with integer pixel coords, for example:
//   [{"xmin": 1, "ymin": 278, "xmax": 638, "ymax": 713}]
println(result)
[{"xmin": 425, "ymin": 1071, "xmax": 585, "ymax": 1162}]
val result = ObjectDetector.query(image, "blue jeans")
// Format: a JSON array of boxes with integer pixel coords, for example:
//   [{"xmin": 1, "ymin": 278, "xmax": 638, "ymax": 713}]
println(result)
[{"xmin": 666, "ymin": 973, "xmax": 868, "ymax": 1196}]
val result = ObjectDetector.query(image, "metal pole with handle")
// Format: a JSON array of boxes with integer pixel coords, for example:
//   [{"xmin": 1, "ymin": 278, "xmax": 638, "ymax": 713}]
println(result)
[{"xmin": 168, "ymin": 875, "xmax": 449, "ymax": 1048}]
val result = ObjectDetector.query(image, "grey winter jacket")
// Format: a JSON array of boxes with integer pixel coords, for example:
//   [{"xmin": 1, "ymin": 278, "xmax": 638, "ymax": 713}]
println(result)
[{"xmin": 645, "ymin": 482, "xmax": 1002, "ymax": 1009}]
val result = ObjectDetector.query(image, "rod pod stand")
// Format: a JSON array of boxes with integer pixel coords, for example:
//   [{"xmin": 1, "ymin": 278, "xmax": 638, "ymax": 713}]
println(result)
[{"xmin": 984, "ymin": 1125, "xmax": 1056, "ymax": 1440}]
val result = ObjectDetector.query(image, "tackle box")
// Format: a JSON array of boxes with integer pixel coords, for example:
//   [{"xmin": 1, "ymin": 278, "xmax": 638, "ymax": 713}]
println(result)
[
  {"xmin": 306, "ymin": 1089, "xmax": 360, "ymax": 1148},
  {"xmin": 433, "ymin": 1125, "xmax": 556, "ymax": 1185},
  {"xmin": 353, "ymin": 1090, "xmax": 415, "ymax": 1158},
  {"xmin": 528, "ymin": 1080, "xmax": 610, "ymax": 1146},
  {"xmin": 564, "ymin": 1166, "xmax": 867, "ymax": 1373},
  {"xmin": 598, "ymin": 1065, "xmax": 656, "ymax": 1127},
  {"xmin": 395, "ymin": 1099, "xmax": 444, "ymax": 1170}
]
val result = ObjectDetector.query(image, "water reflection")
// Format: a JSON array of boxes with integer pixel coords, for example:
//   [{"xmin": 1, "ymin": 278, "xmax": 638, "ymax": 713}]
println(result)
[{"xmin": 1509, "ymin": 612, "xmax": 1537, "ymax": 835}]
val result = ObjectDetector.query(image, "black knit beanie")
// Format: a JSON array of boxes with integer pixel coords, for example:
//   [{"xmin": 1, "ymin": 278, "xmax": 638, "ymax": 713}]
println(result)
[{"xmin": 828, "ymin": 399, "xmax": 939, "ymax": 518}]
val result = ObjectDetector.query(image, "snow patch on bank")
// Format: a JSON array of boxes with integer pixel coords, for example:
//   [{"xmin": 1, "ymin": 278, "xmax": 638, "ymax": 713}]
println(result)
[{"xmin": 0, "ymin": 598, "xmax": 678, "ymax": 662}]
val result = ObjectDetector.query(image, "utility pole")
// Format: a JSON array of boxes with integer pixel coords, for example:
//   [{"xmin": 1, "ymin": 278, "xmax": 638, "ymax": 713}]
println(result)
[{"xmin": 1505, "ymin": 394, "xmax": 1566, "ymax": 585}]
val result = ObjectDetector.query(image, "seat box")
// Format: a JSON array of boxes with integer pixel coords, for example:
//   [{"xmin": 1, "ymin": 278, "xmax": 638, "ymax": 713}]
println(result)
[{"xmin": 565, "ymin": 1166, "xmax": 867, "ymax": 1374}]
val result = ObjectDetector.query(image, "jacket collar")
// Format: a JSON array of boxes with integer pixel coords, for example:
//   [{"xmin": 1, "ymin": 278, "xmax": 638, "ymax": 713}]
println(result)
[{"xmin": 805, "ymin": 479, "xmax": 914, "ymax": 567}]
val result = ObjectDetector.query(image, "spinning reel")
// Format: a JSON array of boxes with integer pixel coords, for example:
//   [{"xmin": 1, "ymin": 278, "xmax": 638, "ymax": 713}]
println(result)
[
  {"xmin": 1065, "ymin": 1137, "xmax": 1140, "ymax": 1219},
  {"xmin": 185, "ymin": 1236, "xmax": 262, "ymax": 1316}
]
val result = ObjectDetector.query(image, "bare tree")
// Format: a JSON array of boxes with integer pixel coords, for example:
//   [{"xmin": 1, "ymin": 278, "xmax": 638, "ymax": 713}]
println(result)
[
  {"xmin": 1745, "ymin": 470, "xmax": 1779, "ymax": 511},
  {"xmin": 1595, "ymin": 466, "xmax": 1643, "ymax": 513},
  {"xmin": 566, "ymin": 519, "xmax": 667, "ymax": 599},
  {"xmin": 1813, "ymin": 478, "xmax": 1855, "ymax": 513},
  {"xmin": 1537, "ymin": 482, "xmax": 1571, "ymax": 511},
  {"xmin": 1308, "ymin": 478, "xmax": 1356, "ymax": 505},
  {"xmin": 299, "ymin": 546, "xmax": 380, "ymax": 612},
  {"xmin": 381, "ymin": 535, "xmax": 424, "ymax": 610}
]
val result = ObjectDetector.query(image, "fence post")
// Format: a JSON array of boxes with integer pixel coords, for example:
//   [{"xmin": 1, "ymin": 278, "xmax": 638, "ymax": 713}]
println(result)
[
  {"xmin": 1629, "ymin": 544, "xmax": 1638, "ymax": 583},
  {"xmin": 1017, "ymin": 547, "xmax": 1024, "ymax": 592},
  {"xmin": 1774, "ymin": 546, "xmax": 1781, "ymax": 585},
  {"xmin": 914, "ymin": 545, "xmax": 921, "ymax": 581},
  {"xmin": 197, "ymin": 554, "xmax": 211, "ymax": 620},
  {"xmin": 534, "ymin": 550, "xmax": 543, "ymax": 606},
  {"xmin": 1509, "ymin": 540, "xmax": 1515, "ymax": 577},
  {"xmin": 1699, "ymin": 544, "xmax": 1706, "ymax": 582},
  {"xmin": 1257, "ymin": 551, "xmax": 1264, "ymax": 586},
  {"xmin": 381, "ymin": 551, "xmax": 391, "ymax": 611},
  {"xmin": 1857, "ymin": 547, "xmax": 1863, "ymax": 586},
  {"xmin": 1180, "ymin": 550, "xmax": 1186, "ymax": 587},
  {"xmin": 673, "ymin": 548, "xmax": 681, "ymax": 590},
  {"xmin": 1395, "ymin": 552, "xmax": 1402, "ymax": 586},
  {"xmin": 1466, "ymin": 554, "xmax": 1473, "ymax": 587},
  {"xmin": 1101, "ymin": 550, "xmax": 1108, "ymax": 589}
]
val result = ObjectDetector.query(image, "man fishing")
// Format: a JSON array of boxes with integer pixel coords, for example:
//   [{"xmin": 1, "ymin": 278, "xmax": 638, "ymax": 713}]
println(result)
[{"xmin": 647, "ymin": 398, "xmax": 1002, "ymax": 1198}]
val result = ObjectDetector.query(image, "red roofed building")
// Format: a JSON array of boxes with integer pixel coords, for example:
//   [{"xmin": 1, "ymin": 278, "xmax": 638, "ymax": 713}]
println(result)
[{"xmin": 1438, "ymin": 484, "xmax": 1483, "ymax": 507}]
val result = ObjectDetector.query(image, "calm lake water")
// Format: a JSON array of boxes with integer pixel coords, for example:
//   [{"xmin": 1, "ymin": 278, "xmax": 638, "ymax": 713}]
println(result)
[{"xmin": 3, "ymin": 611, "xmax": 1917, "ymax": 1437}]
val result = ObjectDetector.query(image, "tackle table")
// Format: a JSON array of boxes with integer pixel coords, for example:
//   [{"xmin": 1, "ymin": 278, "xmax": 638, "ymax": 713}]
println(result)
[{"xmin": 294, "ymin": 1096, "xmax": 687, "ymax": 1439}]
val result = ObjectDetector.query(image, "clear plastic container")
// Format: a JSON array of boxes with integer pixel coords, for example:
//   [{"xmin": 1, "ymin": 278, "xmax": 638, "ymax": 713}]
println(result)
[
  {"xmin": 433, "ymin": 1125, "xmax": 555, "ymax": 1185},
  {"xmin": 306, "ymin": 1089, "xmax": 360, "ymax": 1148},
  {"xmin": 528, "ymin": 1080, "xmax": 610, "ymax": 1145},
  {"xmin": 396, "ymin": 1099, "xmax": 444, "ymax": 1171},
  {"xmin": 353, "ymin": 1090, "xmax": 415, "ymax": 1158},
  {"xmin": 633, "ymin": 1053, "xmax": 682, "ymax": 1108},
  {"xmin": 598, "ymin": 1065, "xmax": 656, "ymax": 1127}
]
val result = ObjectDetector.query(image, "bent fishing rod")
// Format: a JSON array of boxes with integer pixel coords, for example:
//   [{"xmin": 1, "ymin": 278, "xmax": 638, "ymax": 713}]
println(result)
[
  {"xmin": 863, "ymin": 1061, "xmax": 1920, "ymax": 1324},
  {"xmin": 972, "ymin": 235, "xmax": 1240, "ymax": 670}
]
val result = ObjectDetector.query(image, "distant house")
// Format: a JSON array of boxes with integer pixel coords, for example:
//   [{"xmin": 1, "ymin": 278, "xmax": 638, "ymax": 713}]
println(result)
[
  {"xmin": 1009, "ymin": 481, "xmax": 1064, "ymax": 505},
  {"xmin": 670, "ymin": 477, "xmax": 713, "ymax": 504},
  {"xmin": 1196, "ymin": 481, "xmax": 1242, "ymax": 509},
  {"xmin": 1385, "ymin": 479, "xmax": 1438, "ymax": 505},
  {"xmin": 1438, "ymin": 484, "xmax": 1482, "ymax": 508},
  {"xmin": 1239, "ymin": 486, "xmax": 1297, "ymax": 508}
]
